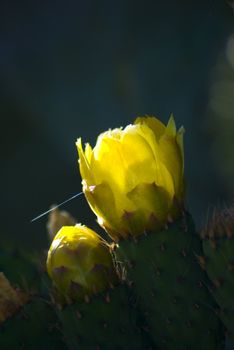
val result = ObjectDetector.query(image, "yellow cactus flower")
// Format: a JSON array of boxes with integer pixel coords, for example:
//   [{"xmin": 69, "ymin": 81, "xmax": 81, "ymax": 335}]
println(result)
[
  {"xmin": 76, "ymin": 115, "xmax": 185, "ymax": 241},
  {"xmin": 47, "ymin": 225, "xmax": 118, "ymax": 302}
]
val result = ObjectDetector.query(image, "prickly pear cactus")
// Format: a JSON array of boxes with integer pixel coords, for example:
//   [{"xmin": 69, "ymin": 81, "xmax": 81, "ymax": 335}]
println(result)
[
  {"xmin": 0, "ymin": 273, "xmax": 65, "ymax": 350},
  {"xmin": 76, "ymin": 115, "xmax": 224, "ymax": 349},
  {"xmin": 0, "ymin": 243, "xmax": 39, "ymax": 291},
  {"xmin": 47, "ymin": 225, "xmax": 152, "ymax": 349},
  {"xmin": 0, "ymin": 299, "xmax": 65, "ymax": 350},
  {"xmin": 2, "ymin": 114, "xmax": 230, "ymax": 349},
  {"xmin": 116, "ymin": 212, "xmax": 224, "ymax": 349},
  {"xmin": 57, "ymin": 284, "xmax": 150, "ymax": 350},
  {"xmin": 0, "ymin": 272, "xmax": 28, "ymax": 324},
  {"xmin": 201, "ymin": 207, "xmax": 234, "ymax": 346}
]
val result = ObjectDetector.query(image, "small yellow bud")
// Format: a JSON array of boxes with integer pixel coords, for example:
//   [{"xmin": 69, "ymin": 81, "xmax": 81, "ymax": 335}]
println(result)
[
  {"xmin": 46, "ymin": 225, "xmax": 118, "ymax": 302},
  {"xmin": 76, "ymin": 115, "xmax": 185, "ymax": 240}
]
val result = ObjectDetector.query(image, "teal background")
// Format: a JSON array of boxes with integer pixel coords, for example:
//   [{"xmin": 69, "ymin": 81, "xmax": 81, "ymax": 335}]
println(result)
[{"xmin": 0, "ymin": 0, "xmax": 234, "ymax": 250}]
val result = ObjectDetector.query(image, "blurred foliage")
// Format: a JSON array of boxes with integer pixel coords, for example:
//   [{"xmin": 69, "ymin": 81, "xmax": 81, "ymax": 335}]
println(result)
[{"xmin": 206, "ymin": 38, "xmax": 234, "ymax": 195}]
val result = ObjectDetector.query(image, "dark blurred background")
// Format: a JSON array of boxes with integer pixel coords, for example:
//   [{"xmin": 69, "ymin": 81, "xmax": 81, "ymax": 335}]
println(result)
[{"xmin": 1, "ymin": 0, "xmax": 234, "ymax": 250}]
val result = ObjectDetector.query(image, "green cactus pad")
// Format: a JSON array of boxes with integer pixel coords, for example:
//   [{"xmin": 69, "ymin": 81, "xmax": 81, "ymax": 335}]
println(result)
[
  {"xmin": 56, "ymin": 283, "xmax": 152, "ymax": 350},
  {"xmin": 0, "ymin": 244, "xmax": 39, "ymax": 292},
  {"xmin": 202, "ymin": 208, "xmax": 234, "ymax": 345},
  {"xmin": 0, "ymin": 298, "xmax": 65, "ymax": 350},
  {"xmin": 116, "ymin": 212, "xmax": 224, "ymax": 349}
]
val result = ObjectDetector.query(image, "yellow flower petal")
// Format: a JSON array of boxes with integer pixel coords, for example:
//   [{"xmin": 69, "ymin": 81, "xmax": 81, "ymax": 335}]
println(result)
[
  {"xmin": 76, "ymin": 138, "xmax": 94, "ymax": 184},
  {"xmin": 91, "ymin": 135, "xmax": 127, "ymax": 192},
  {"xmin": 123, "ymin": 124, "xmax": 175, "ymax": 196},
  {"xmin": 121, "ymin": 124, "xmax": 160, "ymax": 189},
  {"xmin": 166, "ymin": 114, "xmax": 176, "ymax": 136},
  {"xmin": 158, "ymin": 134, "xmax": 183, "ymax": 198},
  {"xmin": 134, "ymin": 116, "xmax": 166, "ymax": 139},
  {"xmin": 127, "ymin": 182, "xmax": 172, "ymax": 223},
  {"xmin": 84, "ymin": 142, "xmax": 93, "ymax": 164},
  {"xmin": 83, "ymin": 182, "xmax": 130, "ymax": 240}
]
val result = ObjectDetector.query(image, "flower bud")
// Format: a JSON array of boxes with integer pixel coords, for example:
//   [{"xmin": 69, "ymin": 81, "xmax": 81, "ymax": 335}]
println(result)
[{"xmin": 46, "ymin": 225, "xmax": 118, "ymax": 302}]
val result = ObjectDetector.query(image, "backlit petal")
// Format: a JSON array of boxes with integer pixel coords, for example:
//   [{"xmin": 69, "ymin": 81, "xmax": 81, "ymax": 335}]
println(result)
[
  {"xmin": 76, "ymin": 138, "xmax": 94, "ymax": 185},
  {"xmin": 134, "ymin": 116, "xmax": 166, "ymax": 140}
]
